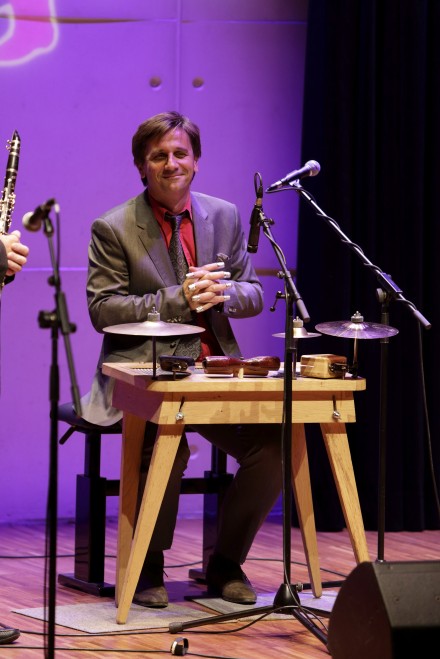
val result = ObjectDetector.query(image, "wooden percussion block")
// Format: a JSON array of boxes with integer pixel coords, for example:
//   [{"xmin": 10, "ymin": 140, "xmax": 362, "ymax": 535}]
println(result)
[{"xmin": 300, "ymin": 353, "xmax": 347, "ymax": 379}]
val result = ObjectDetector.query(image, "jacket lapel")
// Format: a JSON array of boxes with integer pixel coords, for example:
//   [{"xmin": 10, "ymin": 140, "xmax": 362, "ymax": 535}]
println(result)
[
  {"xmin": 191, "ymin": 193, "xmax": 213, "ymax": 266},
  {"xmin": 134, "ymin": 193, "xmax": 176, "ymax": 284},
  {"xmin": 133, "ymin": 191, "xmax": 214, "ymax": 279}
]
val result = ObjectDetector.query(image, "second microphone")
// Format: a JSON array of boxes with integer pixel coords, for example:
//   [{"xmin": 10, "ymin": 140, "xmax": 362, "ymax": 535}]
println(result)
[{"xmin": 22, "ymin": 199, "xmax": 57, "ymax": 232}]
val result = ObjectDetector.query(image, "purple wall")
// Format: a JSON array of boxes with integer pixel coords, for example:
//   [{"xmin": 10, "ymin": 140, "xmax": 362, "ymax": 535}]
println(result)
[{"xmin": 0, "ymin": 0, "xmax": 308, "ymax": 522}]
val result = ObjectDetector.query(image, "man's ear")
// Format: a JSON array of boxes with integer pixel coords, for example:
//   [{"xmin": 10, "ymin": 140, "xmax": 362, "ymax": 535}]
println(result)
[{"xmin": 137, "ymin": 164, "xmax": 148, "ymax": 186}]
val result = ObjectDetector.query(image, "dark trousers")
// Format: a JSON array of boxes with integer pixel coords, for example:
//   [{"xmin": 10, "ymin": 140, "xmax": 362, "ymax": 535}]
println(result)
[{"xmin": 137, "ymin": 422, "xmax": 283, "ymax": 565}]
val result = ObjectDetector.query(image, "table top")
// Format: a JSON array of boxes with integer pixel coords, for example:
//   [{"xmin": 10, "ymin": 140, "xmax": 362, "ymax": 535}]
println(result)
[{"xmin": 103, "ymin": 362, "xmax": 366, "ymax": 394}]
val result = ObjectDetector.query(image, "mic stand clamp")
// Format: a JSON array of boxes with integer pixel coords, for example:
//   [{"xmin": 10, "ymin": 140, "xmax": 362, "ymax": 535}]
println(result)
[{"xmin": 257, "ymin": 207, "xmax": 274, "ymax": 231}]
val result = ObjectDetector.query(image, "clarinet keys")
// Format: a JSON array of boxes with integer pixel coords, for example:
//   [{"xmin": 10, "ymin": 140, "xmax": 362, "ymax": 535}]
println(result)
[{"xmin": 0, "ymin": 130, "xmax": 21, "ymax": 234}]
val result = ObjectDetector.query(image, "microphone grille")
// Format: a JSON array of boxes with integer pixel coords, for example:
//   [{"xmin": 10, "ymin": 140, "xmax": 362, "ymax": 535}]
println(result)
[
  {"xmin": 306, "ymin": 160, "xmax": 321, "ymax": 176},
  {"xmin": 22, "ymin": 212, "xmax": 41, "ymax": 232}
]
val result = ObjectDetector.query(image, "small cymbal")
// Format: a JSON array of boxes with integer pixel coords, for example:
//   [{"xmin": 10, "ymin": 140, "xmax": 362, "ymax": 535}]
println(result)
[
  {"xmin": 273, "ymin": 328, "xmax": 321, "ymax": 339},
  {"xmin": 315, "ymin": 320, "xmax": 398, "ymax": 339},
  {"xmin": 103, "ymin": 320, "xmax": 205, "ymax": 337}
]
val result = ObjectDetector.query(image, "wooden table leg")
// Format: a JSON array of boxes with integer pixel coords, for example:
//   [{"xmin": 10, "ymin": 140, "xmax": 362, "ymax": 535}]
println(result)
[
  {"xmin": 291, "ymin": 424, "xmax": 322, "ymax": 597},
  {"xmin": 116, "ymin": 424, "xmax": 183, "ymax": 624},
  {"xmin": 116, "ymin": 413, "xmax": 145, "ymax": 605},
  {"xmin": 320, "ymin": 422, "xmax": 370, "ymax": 563}
]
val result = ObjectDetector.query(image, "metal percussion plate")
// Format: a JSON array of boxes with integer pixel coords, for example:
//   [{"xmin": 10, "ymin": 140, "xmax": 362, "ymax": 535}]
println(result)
[
  {"xmin": 103, "ymin": 320, "xmax": 205, "ymax": 337},
  {"xmin": 315, "ymin": 320, "xmax": 399, "ymax": 339},
  {"xmin": 273, "ymin": 328, "xmax": 321, "ymax": 339}
]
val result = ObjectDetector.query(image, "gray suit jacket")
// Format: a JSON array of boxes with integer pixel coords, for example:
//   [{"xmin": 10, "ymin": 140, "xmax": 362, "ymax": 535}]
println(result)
[{"xmin": 81, "ymin": 190, "xmax": 264, "ymax": 425}]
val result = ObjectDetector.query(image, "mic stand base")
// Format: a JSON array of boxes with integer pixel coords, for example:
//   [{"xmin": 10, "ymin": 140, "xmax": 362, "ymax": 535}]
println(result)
[
  {"xmin": 170, "ymin": 583, "xmax": 328, "ymax": 646},
  {"xmin": 273, "ymin": 582, "xmax": 301, "ymax": 608}
]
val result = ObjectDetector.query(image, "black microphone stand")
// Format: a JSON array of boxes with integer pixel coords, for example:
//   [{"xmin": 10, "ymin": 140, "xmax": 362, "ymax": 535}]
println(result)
[
  {"xmin": 286, "ymin": 180, "xmax": 431, "ymax": 561},
  {"xmin": 169, "ymin": 198, "xmax": 328, "ymax": 646},
  {"xmin": 37, "ymin": 207, "xmax": 81, "ymax": 658}
]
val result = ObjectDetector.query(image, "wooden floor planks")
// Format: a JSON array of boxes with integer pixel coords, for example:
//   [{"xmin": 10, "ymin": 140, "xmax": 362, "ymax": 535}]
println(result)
[{"xmin": 0, "ymin": 516, "xmax": 439, "ymax": 658}]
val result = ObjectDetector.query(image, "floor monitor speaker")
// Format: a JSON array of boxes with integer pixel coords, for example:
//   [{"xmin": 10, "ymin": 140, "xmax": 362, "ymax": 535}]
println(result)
[{"xmin": 327, "ymin": 560, "xmax": 440, "ymax": 658}]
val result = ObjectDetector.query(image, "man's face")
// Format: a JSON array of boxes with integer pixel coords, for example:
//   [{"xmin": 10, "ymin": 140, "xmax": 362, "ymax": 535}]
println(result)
[{"xmin": 138, "ymin": 127, "xmax": 198, "ymax": 205}]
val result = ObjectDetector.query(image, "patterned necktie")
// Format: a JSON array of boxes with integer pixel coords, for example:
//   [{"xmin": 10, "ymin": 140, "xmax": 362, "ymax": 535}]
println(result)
[
  {"xmin": 166, "ymin": 213, "xmax": 187, "ymax": 284},
  {"xmin": 165, "ymin": 212, "xmax": 201, "ymax": 360}
]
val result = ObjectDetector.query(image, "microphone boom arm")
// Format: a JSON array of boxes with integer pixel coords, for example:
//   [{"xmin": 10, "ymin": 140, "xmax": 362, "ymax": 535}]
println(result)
[
  {"xmin": 290, "ymin": 182, "xmax": 431, "ymax": 328},
  {"xmin": 288, "ymin": 179, "xmax": 431, "ymax": 567}
]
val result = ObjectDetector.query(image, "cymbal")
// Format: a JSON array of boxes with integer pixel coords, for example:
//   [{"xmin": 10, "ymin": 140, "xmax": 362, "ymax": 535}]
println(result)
[
  {"xmin": 315, "ymin": 320, "xmax": 399, "ymax": 339},
  {"xmin": 273, "ymin": 328, "xmax": 321, "ymax": 339},
  {"xmin": 103, "ymin": 320, "xmax": 205, "ymax": 337}
]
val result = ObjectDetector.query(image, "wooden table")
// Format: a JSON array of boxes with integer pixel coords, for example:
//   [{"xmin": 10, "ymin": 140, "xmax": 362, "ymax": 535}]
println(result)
[{"xmin": 102, "ymin": 363, "xmax": 370, "ymax": 624}]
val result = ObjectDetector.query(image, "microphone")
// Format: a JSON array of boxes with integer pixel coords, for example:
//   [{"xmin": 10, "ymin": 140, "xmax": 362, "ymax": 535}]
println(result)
[
  {"xmin": 22, "ymin": 199, "xmax": 57, "ymax": 232},
  {"xmin": 247, "ymin": 173, "xmax": 264, "ymax": 254},
  {"xmin": 266, "ymin": 160, "xmax": 321, "ymax": 192}
]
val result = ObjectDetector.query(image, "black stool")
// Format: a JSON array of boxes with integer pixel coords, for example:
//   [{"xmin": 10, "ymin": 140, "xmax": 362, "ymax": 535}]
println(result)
[{"xmin": 57, "ymin": 402, "xmax": 232, "ymax": 597}]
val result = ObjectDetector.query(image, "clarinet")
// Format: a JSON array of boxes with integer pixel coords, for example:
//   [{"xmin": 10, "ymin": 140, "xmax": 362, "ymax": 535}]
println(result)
[{"xmin": 0, "ymin": 130, "xmax": 20, "ymax": 235}]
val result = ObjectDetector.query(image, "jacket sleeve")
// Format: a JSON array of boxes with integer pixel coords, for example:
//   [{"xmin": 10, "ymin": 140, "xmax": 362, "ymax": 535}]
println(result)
[
  {"xmin": 219, "ymin": 208, "xmax": 263, "ymax": 320},
  {"xmin": 192, "ymin": 193, "xmax": 264, "ymax": 320},
  {"xmin": 0, "ymin": 242, "xmax": 14, "ymax": 286},
  {"xmin": 0, "ymin": 242, "xmax": 6, "ymax": 284}
]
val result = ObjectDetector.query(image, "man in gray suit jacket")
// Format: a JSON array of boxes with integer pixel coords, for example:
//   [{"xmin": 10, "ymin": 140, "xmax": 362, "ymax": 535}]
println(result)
[{"xmin": 81, "ymin": 111, "xmax": 282, "ymax": 608}]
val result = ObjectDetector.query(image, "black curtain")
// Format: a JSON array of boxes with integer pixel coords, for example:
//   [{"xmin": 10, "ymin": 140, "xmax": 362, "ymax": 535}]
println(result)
[{"xmin": 295, "ymin": 0, "xmax": 440, "ymax": 533}]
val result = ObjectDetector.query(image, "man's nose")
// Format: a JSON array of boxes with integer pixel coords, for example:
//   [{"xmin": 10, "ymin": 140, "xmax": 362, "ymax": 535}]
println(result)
[{"xmin": 165, "ymin": 154, "xmax": 178, "ymax": 167}]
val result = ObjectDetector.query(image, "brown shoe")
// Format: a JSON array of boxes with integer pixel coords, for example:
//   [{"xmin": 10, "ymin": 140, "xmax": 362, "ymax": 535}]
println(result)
[
  {"xmin": 133, "ymin": 585, "xmax": 168, "ymax": 608},
  {"xmin": 133, "ymin": 550, "xmax": 169, "ymax": 609},
  {"xmin": 206, "ymin": 553, "xmax": 257, "ymax": 605},
  {"xmin": 0, "ymin": 624, "xmax": 20, "ymax": 645}
]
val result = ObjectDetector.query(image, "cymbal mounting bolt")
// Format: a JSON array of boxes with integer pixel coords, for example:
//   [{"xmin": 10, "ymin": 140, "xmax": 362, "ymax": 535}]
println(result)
[
  {"xmin": 332, "ymin": 396, "xmax": 341, "ymax": 419},
  {"xmin": 176, "ymin": 397, "xmax": 185, "ymax": 421}
]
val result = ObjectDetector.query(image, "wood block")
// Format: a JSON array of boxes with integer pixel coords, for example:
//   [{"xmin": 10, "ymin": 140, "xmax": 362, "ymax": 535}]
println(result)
[{"xmin": 300, "ymin": 354, "xmax": 347, "ymax": 379}]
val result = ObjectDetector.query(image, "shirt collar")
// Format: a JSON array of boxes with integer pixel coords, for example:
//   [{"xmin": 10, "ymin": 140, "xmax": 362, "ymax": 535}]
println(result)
[{"xmin": 148, "ymin": 192, "xmax": 192, "ymax": 223}]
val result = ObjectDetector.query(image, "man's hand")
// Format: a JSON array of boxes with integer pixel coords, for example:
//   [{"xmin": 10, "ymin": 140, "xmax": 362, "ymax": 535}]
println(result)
[
  {"xmin": 182, "ymin": 261, "xmax": 232, "ymax": 313},
  {"xmin": 1, "ymin": 230, "xmax": 30, "ymax": 276}
]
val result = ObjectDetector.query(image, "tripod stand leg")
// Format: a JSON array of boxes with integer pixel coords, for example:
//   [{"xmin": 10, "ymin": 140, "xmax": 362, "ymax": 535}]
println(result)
[
  {"xmin": 320, "ymin": 422, "xmax": 370, "ymax": 563},
  {"xmin": 291, "ymin": 423, "xmax": 322, "ymax": 597}
]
